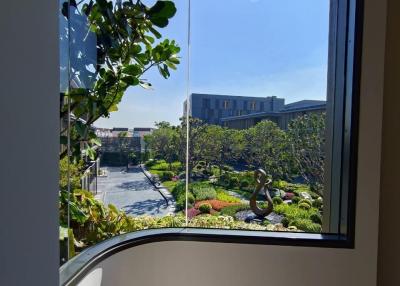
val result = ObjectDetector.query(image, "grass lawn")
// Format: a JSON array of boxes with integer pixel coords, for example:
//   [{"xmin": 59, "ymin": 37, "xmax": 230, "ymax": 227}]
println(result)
[{"xmin": 162, "ymin": 180, "xmax": 179, "ymax": 192}]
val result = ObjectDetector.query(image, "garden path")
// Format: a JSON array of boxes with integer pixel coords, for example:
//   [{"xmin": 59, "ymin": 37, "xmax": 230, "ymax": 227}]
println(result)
[{"xmin": 96, "ymin": 166, "xmax": 171, "ymax": 217}]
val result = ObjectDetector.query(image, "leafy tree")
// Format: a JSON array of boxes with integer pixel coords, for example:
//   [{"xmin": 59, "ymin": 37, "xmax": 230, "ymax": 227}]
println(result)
[
  {"xmin": 220, "ymin": 128, "xmax": 245, "ymax": 169},
  {"xmin": 197, "ymin": 126, "xmax": 244, "ymax": 174},
  {"xmin": 243, "ymin": 120, "xmax": 289, "ymax": 179},
  {"xmin": 287, "ymin": 113, "xmax": 326, "ymax": 194},
  {"xmin": 196, "ymin": 125, "xmax": 223, "ymax": 172},
  {"xmin": 178, "ymin": 117, "xmax": 207, "ymax": 179},
  {"xmin": 145, "ymin": 121, "xmax": 179, "ymax": 169},
  {"xmin": 60, "ymin": 0, "xmax": 180, "ymax": 161}
]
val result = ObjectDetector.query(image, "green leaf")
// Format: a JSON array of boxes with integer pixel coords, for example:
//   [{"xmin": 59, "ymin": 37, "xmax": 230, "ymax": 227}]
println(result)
[
  {"xmin": 121, "ymin": 76, "xmax": 139, "ymax": 86},
  {"xmin": 75, "ymin": 121, "xmax": 87, "ymax": 137},
  {"xmin": 149, "ymin": 26, "xmax": 162, "ymax": 39},
  {"xmin": 86, "ymin": 146, "xmax": 96, "ymax": 160},
  {"xmin": 130, "ymin": 44, "xmax": 142, "ymax": 55},
  {"xmin": 148, "ymin": 1, "xmax": 176, "ymax": 27},
  {"xmin": 108, "ymin": 104, "xmax": 119, "ymax": 112},
  {"xmin": 122, "ymin": 64, "xmax": 141, "ymax": 76},
  {"xmin": 145, "ymin": 35, "xmax": 155, "ymax": 44},
  {"xmin": 148, "ymin": 1, "xmax": 177, "ymax": 19},
  {"xmin": 149, "ymin": 17, "xmax": 168, "ymax": 28},
  {"xmin": 90, "ymin": 138, "xmax": 102, "ymax": 147},
  {"xmin": 139, "ymin": 81, "xmax": 152, "ymax": 89},
  {"xmin": 168, "ymin": 56, "xmax": 180, "ymax": 64},
  {"xmin": 69, "ymin": 201, "xmax": 88, "ymax": 224},
  {"xmin": 165, "ymin": 61, "xmax": 177, "ymax": 70}
]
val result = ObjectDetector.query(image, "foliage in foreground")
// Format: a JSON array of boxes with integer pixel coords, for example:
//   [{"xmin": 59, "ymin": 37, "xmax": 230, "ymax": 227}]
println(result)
[
  {"xmin": 60, "ymin": 189, "xmax": 299, "ymax": 255},
  {"xmin": 60, "ymin": 0, "xmax": 180, "ymax": 161}
]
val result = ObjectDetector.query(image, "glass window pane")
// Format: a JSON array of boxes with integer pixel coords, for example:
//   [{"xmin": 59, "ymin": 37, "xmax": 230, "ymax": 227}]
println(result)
[{"xmin": 186, "ymin": 0, "xmax": 329, "ymax": 232}]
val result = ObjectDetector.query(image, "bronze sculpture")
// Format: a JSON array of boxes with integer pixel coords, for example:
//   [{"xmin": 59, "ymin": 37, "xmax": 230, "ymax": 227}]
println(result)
[{"xmin": 250, "ymin": 169, "xmax": 274, "ymax": 217}]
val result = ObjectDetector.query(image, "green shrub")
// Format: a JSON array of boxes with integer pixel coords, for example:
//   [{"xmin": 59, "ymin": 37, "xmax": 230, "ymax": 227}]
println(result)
[
  {"xmin": 222, "ymin": 165, "xmax": 234, "ymax": 172},
  {"xmin": 216, "ymin": 189, "xmax": 241, "ymax": 203},
  {"xmin": 145, "ymin": 159, "xmax": 157, "ymax": 168},
  {"xmin": 298, "ymin": 202, "xmax": 311, "ymax": 210},
  {"xmin": 262, "ymin": 220, "xmax": 271, "ymax": 226},
  {"xmin": 312, "ymin": 198, "xmax": 323, "ymax": 209},
  {"xmin": 160, "ymin": 171, "xmax": 174, "ymax": 182},
  {"xmin": 218, "ymin": 173, "xmax": 231, "ymax": 187},
  {"xmin": 171, "ymin": 182, "xmax": 185, "ymax": 197},
  {"xmin": 272, "ymin": 180, "xmax": 288, "ymax": 189},
  {"xmin": 151, "ymin": 161, "xmax": 169, "ymax": 171},
  {"xmin": 272, "ymin": 197, "xmax": 283, "ymax": 205},
  {"xmin": 289, "ymin": 219, "xmax": 322, "ymax": 233},
  {"xmin": 220, "ymin": 204, "xmax": 250, "ymax": 217},
  {"xmin": 176, "ymin": 192, "xmax": 195, "ymax": 210},
  {"xmin": 310, "ymin": 213, "xmax": 322, "ymax": 224},
  {"xmin": 292, "ymin": 196, "xmax": 300, "ymax": 204},
  {"xmin": 172, "ymin": 183, "xmax": 195, "ymax": 210},
  {"xmin": 274, "ymin": 203, "xmax": 320, "ymax": 226},
  {"xmin": 198, "ymin": 203, "xmax": 212, "ymax": 214},
  {"xmin": 162, "ymin": 180, "xmax": 178, "ymax": 192},
  {"xmin": 240, "ymin": 179, "xmax": 250, "ymax": 189},
  {"xmin": 281, "ymin": 217, "xmax": 290, "ymax": 227},
  {"xmin": 202, "ymin": 169, "xmax": 212, "ymax": 176},
  {"xmin": 193, "ymin": 187, "xmax": 217, "ymax": 201},
  {"xmin": 298, "ymin": 199, "xmax": 312, "ymax": 207},
  {"xmin": 229, "ymin": 176, "xmax": 240, "ymax": 188}
]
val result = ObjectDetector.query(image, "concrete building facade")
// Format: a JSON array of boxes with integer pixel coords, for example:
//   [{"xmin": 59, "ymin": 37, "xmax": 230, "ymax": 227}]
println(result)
[
  {"xmin": 184, "ymin": 93, "xmax": 285, "ymax": 125},
  {"xmin": 185, "ymin": 93, "xmax": 326, "ymax": 130}
]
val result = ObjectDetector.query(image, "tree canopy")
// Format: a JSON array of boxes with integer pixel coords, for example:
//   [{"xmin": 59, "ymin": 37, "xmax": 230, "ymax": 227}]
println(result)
[{"xmin": 145, "ymin": 113, "xmax": 326, "ymax": 190}]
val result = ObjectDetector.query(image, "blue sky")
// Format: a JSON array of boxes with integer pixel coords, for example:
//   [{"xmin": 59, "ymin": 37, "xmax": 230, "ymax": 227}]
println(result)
[{"xmin": 96, "ymin": 0, "xmax": 329, "ymax": 128}]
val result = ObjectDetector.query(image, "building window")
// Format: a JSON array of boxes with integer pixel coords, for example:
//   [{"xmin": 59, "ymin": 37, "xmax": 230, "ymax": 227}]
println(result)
[
  {"xmin": 251, "ymin": 101, "xmax": 257, "ymax": 110},
  {"xmin": 223, "ymin": 100, "xmax": 230, "ymax": 109}
]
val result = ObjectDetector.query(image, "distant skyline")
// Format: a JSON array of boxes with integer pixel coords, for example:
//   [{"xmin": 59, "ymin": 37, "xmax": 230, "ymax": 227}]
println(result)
[{"xmin": 95, "ymin": 0, "xmax": 329, "ymax": 128}]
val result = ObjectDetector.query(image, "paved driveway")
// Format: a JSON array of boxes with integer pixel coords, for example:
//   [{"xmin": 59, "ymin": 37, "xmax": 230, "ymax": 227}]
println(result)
[{"xmin": 96, "ymin": 166, "xmax": 170, "ymax": 217}]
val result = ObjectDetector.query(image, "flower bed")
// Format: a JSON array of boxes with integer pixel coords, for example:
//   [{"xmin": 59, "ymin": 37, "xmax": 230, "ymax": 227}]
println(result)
[{"xmin": 194, "ymin": 200, "xmax": 241, "ymax": 211}]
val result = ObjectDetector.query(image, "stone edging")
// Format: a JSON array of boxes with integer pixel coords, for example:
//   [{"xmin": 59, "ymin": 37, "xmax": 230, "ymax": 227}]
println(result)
[{"xmin": 140, "ymin": 164, "xmax": 176, "ymax": 214}]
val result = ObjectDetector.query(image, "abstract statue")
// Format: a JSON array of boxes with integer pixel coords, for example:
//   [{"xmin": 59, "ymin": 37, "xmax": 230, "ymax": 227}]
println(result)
[{"xmin": 250, "ymin": 169, "xmax": 274, "ymax": 217}]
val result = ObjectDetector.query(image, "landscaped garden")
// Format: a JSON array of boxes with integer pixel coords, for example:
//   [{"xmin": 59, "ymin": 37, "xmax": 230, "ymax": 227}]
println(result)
[
  {"xmin": 145, "ymin": 155, "xmax": 324, "ymax": 234},
  {"xmin": 141, "ymin": 111, "xmax": 325, "ymax": 234}
]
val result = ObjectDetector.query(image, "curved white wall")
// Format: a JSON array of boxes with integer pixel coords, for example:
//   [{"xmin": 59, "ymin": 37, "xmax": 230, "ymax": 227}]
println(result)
[{"xmin": 78, "ymin": 0, "xmax": 387, "ymax": 285}]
